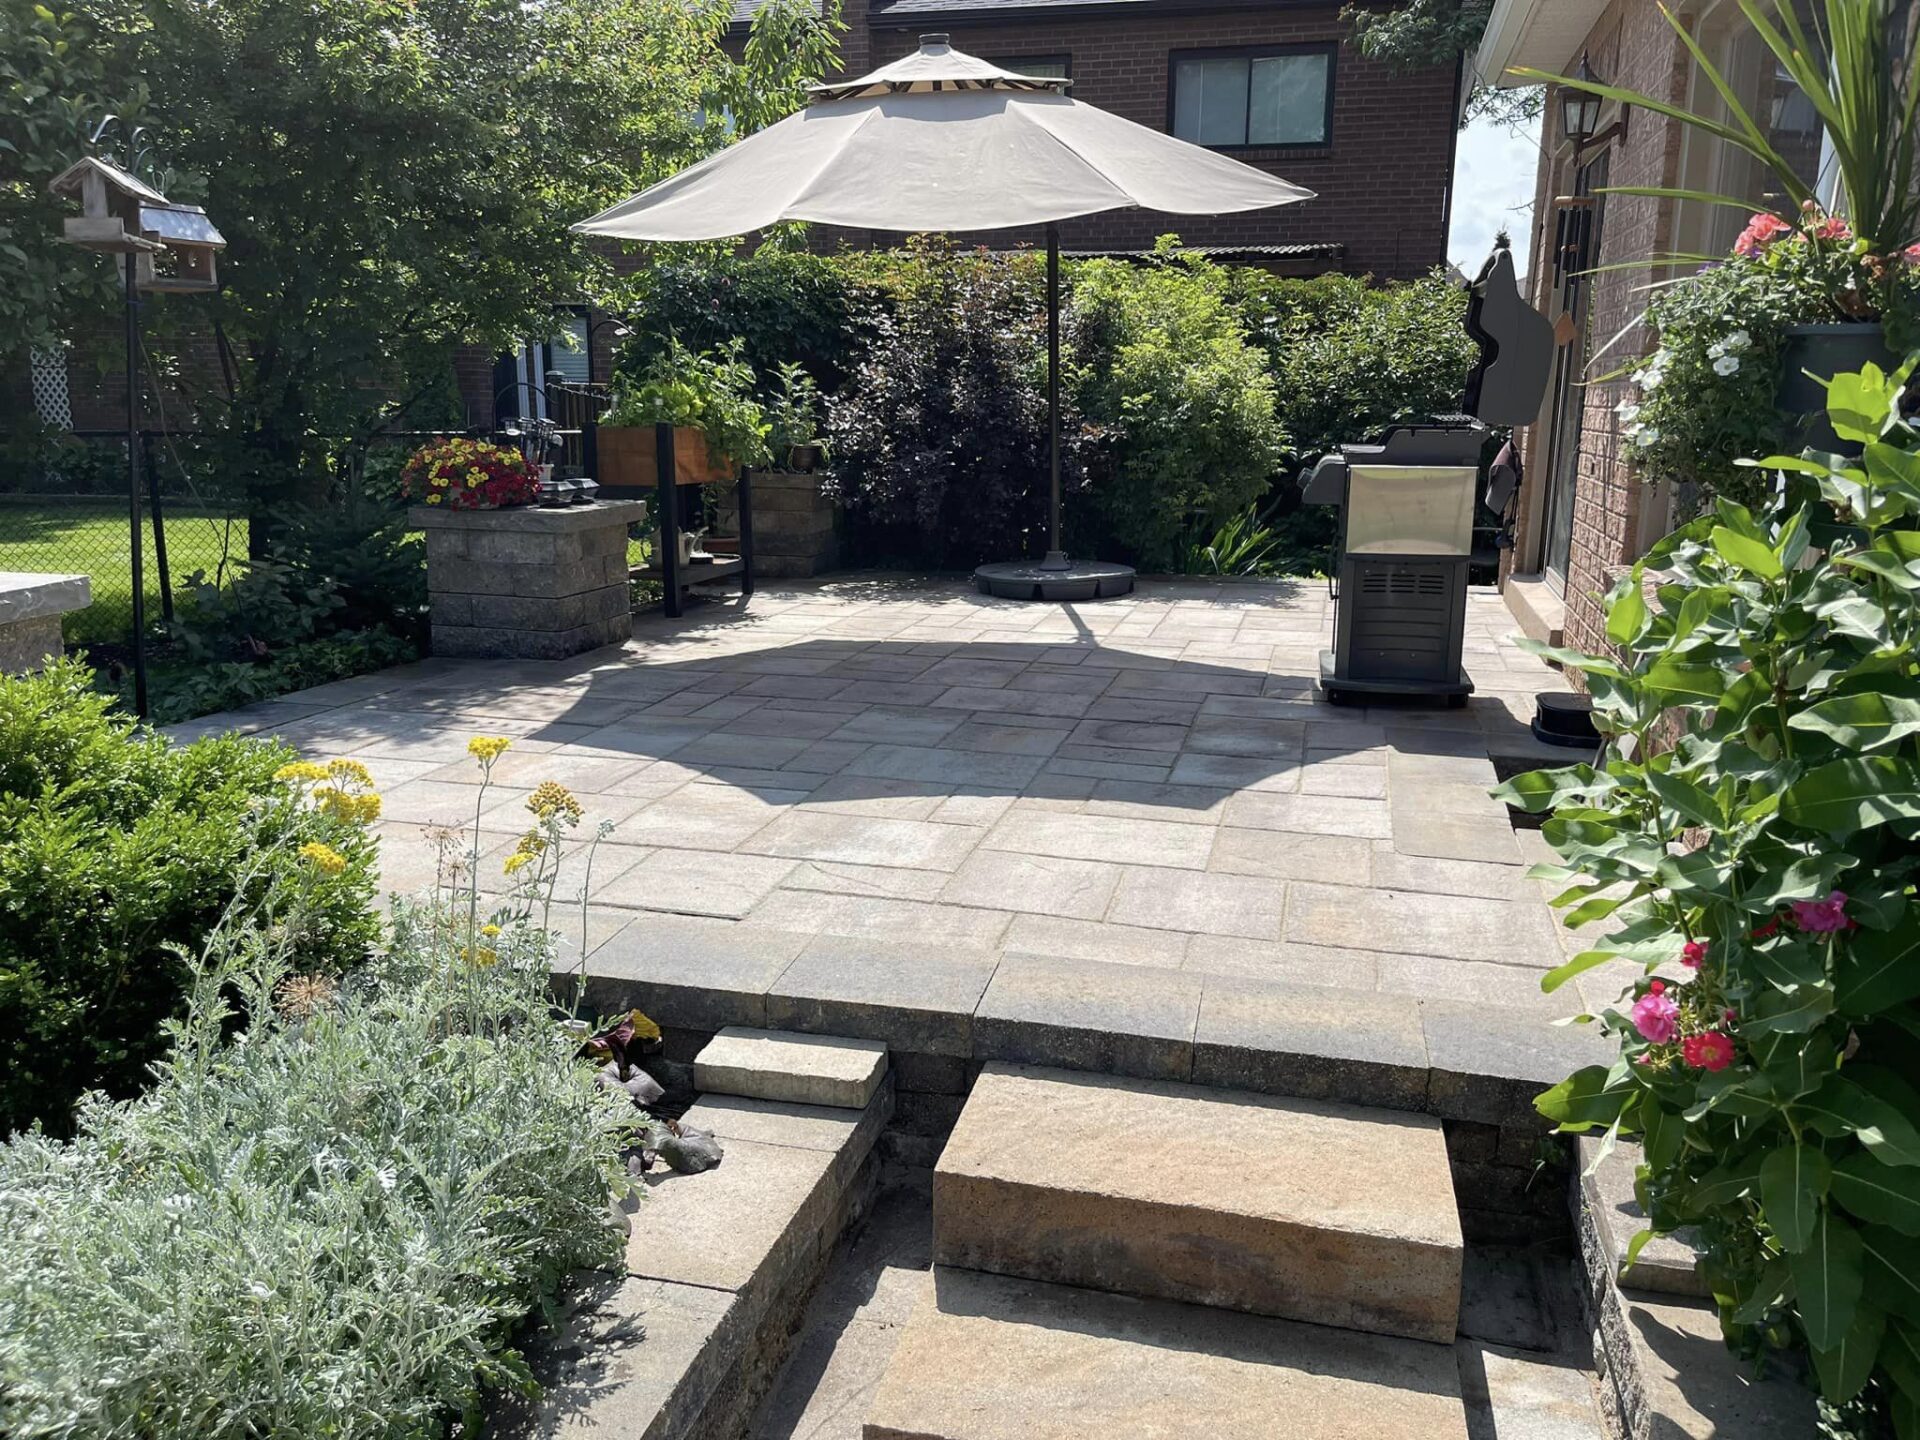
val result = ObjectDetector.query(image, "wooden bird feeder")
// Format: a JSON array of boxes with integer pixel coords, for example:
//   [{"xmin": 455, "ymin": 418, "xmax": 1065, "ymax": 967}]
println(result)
[
  {"xmin": 47, "ymin": 156, "xmax": 168, "ymax": 255},
  {"xmin": 134, "ymin": 202, "xmax": 224, "ymax": 292},
  {"xmin": 46, "ymin": 155, "xmax": 225, "ymax": 291}
]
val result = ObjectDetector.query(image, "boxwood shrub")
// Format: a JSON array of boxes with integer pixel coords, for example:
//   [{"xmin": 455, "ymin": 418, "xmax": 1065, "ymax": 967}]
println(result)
[{"xmin": 0, "ymin": 660, "xmax": 379, "ymax": 1136}]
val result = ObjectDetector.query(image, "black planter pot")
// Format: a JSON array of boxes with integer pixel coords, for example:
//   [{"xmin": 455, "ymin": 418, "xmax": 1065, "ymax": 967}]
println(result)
[{"xmin": 1777, "ymin": 321, "xmax": 1894, "ymax": 453}]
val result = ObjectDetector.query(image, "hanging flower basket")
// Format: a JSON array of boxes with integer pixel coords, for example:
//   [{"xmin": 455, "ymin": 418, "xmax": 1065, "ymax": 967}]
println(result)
[{"xmin": 402, "ymin": 437, "xmax": 542, "ymax": 510}]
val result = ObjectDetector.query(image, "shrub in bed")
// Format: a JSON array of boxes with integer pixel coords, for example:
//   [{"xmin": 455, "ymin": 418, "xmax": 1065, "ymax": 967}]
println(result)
[
  {"xmin": 1501, "ymin": 362, "xmax": 1920, "ymax": 1435},
  {"xmin": 0, "ymin": 659, "xmax": 379, "ymax": 1137},
  {"xmin": 0, "ymin": 872, "xmax": 634, "ymax": 1437}
]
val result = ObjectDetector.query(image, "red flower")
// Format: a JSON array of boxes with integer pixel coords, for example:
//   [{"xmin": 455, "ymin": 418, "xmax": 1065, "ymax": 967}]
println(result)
[
  {"xmin": 1681, "ymin": 940, "xmax": 1707, "ymax": 969},
  {"xmin": 1734, "ymin": 212, "xmax": 1791, "ymax": 257},
  {"xmin": 1751, "ymin": 918, "xmax": 1780, "ymax": 941},
  {"xmin": 1683, "ymin": 1032, "xmax": 1735, "ymax": 1072}
]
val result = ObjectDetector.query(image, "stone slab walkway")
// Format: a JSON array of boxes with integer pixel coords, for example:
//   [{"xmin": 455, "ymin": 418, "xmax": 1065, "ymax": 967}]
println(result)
[{"xmin": 181, "ymin": 574, "xmax": 1597, "ymax": 1015}]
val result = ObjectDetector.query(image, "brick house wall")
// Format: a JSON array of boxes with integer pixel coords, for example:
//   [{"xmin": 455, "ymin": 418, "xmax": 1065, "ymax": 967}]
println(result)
[
  {"xmin": 1503, "ymin": 0, "xmax": 1693, "ymax": 659},
  {"xmin": 853, "ymin": 6, "xmax": 1460, "ymax": 276}
]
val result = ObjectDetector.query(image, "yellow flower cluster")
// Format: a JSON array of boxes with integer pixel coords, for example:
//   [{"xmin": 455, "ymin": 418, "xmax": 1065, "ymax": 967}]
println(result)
[
  {"xmin": 462, "ymin": 944, "xmax": 500, "ymax": 968},
  {"xmin": 503, "ymin": 830, "xmax": 546, "ymax": 876},
  {"xmin": 468, "ymin": 735, "xmax": 514, "ymax": 764},
  {"xmin": 274, "ymin": 760, "xmax": 330, "ymax": 784},
  {"xmin": 327, "ymin": 758, "xmax": 374, "ymax": 786},
  {"xmin": 528, "ymin": 780, "xmax": 583, "ymax": 825},
  {"xmin": 315, "ymin": 787, "xmax": 382, "ymax": 823},
  {"xmin": 298, "ymin": 842, "xmax": 349, "ymax": 877}
]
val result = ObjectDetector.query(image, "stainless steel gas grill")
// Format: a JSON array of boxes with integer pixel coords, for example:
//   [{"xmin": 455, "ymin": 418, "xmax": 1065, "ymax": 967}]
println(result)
[{"xmin": 1297, "ymin": 237, "xmax": 1552, "ymax": 706}]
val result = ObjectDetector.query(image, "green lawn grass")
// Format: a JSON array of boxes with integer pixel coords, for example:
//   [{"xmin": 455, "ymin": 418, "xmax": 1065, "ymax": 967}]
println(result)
[{"xmin": 0, "ymin": 500, "xmax": 248, "ymax": 644}]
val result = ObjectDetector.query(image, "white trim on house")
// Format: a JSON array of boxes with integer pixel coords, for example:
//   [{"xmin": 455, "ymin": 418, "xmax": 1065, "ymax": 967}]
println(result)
[{"xmin": 1473, "ymin": 0, "xmax": 1614, "ymax": 91}]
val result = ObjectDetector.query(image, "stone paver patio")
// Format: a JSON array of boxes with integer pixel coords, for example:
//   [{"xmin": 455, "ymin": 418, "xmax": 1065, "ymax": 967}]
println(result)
[{"xmin": 182, "ymin": 574, "xmax": 1605, "ymax": 1022}]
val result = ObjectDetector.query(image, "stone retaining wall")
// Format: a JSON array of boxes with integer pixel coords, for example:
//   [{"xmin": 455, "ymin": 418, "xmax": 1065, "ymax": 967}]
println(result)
[{"xmin": 0, "ymin": 572, "xmax": 90, "ymax": 672}]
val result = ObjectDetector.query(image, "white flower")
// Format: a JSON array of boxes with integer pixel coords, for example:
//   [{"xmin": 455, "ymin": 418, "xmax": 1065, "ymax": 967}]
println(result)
[
  {"xmin": 1635, "ymin": 426, "xmax": 1662, "ymax": 448},
  {"xmin": 1616, "ymin": 401, "xmax": 1641, "ymax": 423},
  {"xmin": 248, "ymin": 1282, "xmax": 273, "ymax": 1301},
  {"xmin": 1706, "ymin": 341, "xmax": 1725, "ymax": 359},
  {"xmin": 1712, "ymin": 354, "xmax": 1742, "ymax": 377},
  {"xmin": 1726, "ymin": 329, "xmax": 1751, "ymax": 351},
  {"xmin": 375, "ymin": 1166, "xmax": 397, "ymax": 1192}
]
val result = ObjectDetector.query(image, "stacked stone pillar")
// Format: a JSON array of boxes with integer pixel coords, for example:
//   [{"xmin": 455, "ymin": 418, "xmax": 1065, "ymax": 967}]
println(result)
[{"xmin": 411, "ymin": 500, "xmax": 645, "ymax": 660}]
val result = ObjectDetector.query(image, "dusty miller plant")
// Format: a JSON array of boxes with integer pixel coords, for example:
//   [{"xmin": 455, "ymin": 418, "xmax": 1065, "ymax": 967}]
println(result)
[
  {"xmin": 0, "ymin": 740, "xmax": 637, "ymax": 1438},
  {"xmin": 1498, "ymin": 362, "xmax": 1920, "ymax": 1435}
]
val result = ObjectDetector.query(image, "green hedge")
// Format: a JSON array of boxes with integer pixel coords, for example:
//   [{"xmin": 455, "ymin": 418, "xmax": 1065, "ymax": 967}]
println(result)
[
  {"xmin": 0, "ymin": 660, "xmax": 380, "ymax": 1136},
  {"xmin": 608, "ymin": 240, "xmax": 1477, "ymax": 572}
]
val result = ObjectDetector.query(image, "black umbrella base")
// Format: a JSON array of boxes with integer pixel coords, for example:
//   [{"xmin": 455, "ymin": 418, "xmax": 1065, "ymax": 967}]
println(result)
[{"xmin": 974, "ymin": 558, "xmax": 1137, "ymax": 602}]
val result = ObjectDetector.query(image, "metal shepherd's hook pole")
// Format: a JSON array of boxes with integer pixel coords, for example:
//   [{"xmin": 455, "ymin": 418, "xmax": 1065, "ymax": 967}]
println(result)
[{"xmin": 124, "ymin": 251, "xmax": 148, "ymax": 718}]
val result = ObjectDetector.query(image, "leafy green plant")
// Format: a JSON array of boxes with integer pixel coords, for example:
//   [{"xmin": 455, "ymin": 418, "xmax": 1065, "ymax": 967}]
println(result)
[
  {"xmin": 606, "ymin": 337, "xmax": 773, "ymax": 472},
  {"xmin": 764, "ymin": 359, "xmax": 829, "ymax": 466},
  {"xmin": 0, "ymin": 659, "xmax": 379, "ymax": 1136},
  {"xmin": 1069, "ymin": 244, "xmax": 1287, "ymax": 569},
  {"xmin": 1522, "ymin": 0, "xmax": 1918, "ymax": 257},
  {"xmin": 824, "ymin": 240, "xmax": 1071, "ymax": 567},
  {"xmin": 0, "ymin": 844, "xmax": 634, "ymax": 1436},
  {"xmin": 1177, "ymin": 500, "xmax": 1287, "ymax": 576},
  {"xmin": 1499, "ymin": 361, "xmax": 1920, "ymax": 1435}
]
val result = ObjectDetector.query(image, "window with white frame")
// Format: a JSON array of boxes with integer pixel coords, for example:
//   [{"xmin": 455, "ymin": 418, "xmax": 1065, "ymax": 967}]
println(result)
[{"xmin": 1170, "ymin": 47, "xmax": 1333, "ymax": 148}]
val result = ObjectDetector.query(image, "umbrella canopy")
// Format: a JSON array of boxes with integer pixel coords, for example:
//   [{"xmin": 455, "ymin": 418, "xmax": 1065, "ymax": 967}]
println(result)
[{"xmin": 574, "ymin": 35, "xmax": 1314, "ymax": 241}]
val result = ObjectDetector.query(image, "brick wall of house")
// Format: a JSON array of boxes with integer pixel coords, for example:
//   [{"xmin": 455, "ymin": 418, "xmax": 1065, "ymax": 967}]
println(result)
[
  {"xmin": 859, "ymin": 10, "xmax": 1458, "ymax": 277},
  {"xmin": 1509, "ymin": 0, "xmax": 1689, "ymax": 659}
]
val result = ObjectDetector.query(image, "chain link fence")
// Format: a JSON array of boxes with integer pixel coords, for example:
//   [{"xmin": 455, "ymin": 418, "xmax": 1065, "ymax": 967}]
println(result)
[{"xmin": 0, "ymin": 429, "xmax": 250, "ymax": 649}]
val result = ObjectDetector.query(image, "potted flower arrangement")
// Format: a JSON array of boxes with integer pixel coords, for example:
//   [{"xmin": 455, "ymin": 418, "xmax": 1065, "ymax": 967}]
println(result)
[
  {"xmin": 1616, "ymin": 215, "xmax": 1920, "ymax": 506},
  {"xmin": 597, "ymin": 339, "xmax": 773, "ymax": 491},
  {"xmin": 401, "ymin": 437, "xmax": 541, "ymax": 510}
]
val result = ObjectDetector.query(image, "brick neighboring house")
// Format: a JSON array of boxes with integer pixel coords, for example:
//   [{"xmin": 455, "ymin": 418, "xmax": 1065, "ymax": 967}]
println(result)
[{"xmin": 1473, "ymin": 0, "xmax": 1827, "ymax": 656}]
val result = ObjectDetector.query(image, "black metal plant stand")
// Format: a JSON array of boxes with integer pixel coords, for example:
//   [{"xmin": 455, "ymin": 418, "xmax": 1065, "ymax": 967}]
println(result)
[{"xmin": 640, "ymin": 421, "xmax": 754, "ymax": 619}]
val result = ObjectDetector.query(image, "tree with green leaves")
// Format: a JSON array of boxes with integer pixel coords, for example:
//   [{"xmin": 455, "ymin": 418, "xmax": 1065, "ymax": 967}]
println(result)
[
  {"xmin": 18, "ymin": 0, "xmax": 840, "ymax": 536},
  {"xmin": 1344, "ymin": 0, "xmax": 1543, "ymax": 127},
  {"xmin": 1, "ymin": 0, "xmax": 157, "ymax": 367}
]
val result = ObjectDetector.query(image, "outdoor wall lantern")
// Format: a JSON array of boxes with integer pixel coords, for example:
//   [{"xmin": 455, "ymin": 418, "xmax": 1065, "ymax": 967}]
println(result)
[
  {"xmin": 1560, "ymin": 54, "xmax": 1605, "ymax": 147},
  {"xmin": 47, "ymin": 153, "xmax": 226, "ymax": 718}
]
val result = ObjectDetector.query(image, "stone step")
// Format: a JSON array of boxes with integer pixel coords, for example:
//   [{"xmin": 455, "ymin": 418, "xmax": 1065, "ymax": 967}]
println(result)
[
  {"xmin": 863, "ymin": 1266, "xmax": 1470, "ymax": 1440},
  {"xmin": 1578, "ymin": 1136, "xmax": 1707, "ymax": 1298},
  {"xmin": 693, "ymin": 1026, "xmax": 888, "ymax": 1109},
  {"xmin": 933, "ymin": 1063, "xmax": 1463, "ymax": 1343}
]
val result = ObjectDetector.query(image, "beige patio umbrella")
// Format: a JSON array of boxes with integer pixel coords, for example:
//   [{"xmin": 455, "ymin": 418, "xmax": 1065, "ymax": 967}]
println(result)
[{"xmin": 576, "ymin": 35, "xmax": 1314, "ymax": 599}]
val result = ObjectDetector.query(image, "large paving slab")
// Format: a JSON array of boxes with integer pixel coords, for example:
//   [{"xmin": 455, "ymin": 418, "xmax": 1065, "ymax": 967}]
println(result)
[
  {"xmin": 863, "ymin": 1267, "xmax": 1471, "ymax": 1440},
  {"xmin": 933, "ymin": 1063, "xmax": 1463, "ymax": 1342}
]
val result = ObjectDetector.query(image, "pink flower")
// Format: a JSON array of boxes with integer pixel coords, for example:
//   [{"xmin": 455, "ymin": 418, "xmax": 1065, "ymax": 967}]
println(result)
[
  {"xmin": 1724, "ymin": 1008, "xmax": 1738, "ymax": 1026},
  {"xmin": 1683, "ymin": 1031, "xmax": 1736, "ymax": 1072},
  {"xmin": 1734, "ymin": 212, "xmax": 1791, "ymax": 257},
  {"xmin": 1631, "ymin": 981, "xmax": 1681, "ymax": 1045},
  {"xmin": 1904, "ymin": 243, "xmax": 1920, "ymax": 266},
  {"xmin": 1790, "ymin": 891, "xmax": 1851, "ymax": 933},
  {"xmin": 1681, "ymin": 940, "xmax": 1708, "ymax": 970},
  {"xmin": 1814, "ymin": 215, "xmax": 1853, "ymax": 242}
]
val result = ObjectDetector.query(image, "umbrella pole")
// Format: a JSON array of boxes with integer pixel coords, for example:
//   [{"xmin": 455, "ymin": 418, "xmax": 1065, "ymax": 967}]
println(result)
[{"xmin": 1041, "ymin": 222, "xmax": 1068, "ymax": 571}]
